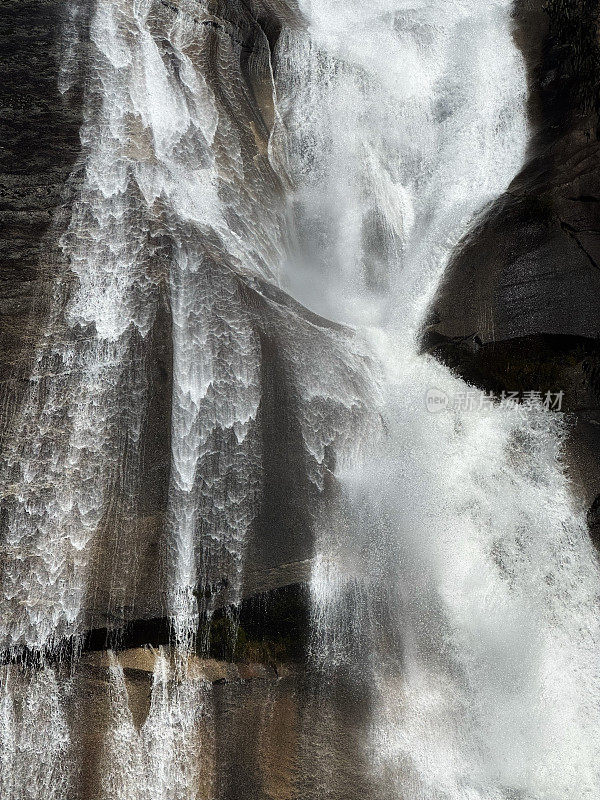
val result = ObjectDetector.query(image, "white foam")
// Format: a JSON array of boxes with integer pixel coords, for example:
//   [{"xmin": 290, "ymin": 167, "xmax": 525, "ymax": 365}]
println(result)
[{"xmin": 274, "ymin": 1, "xmax": 600, "ymax": 797}]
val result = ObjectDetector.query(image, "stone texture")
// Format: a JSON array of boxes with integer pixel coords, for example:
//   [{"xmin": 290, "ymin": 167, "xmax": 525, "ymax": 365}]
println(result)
[
  {"xmin": 0, "ymin": 0, "xmax": 323, "ymax": 644},
  {"xmin": 2, "ymin": 647, "xmax": 380, "ymax": 800},
  {"xmin": 428, "ymin": 0, "xmax": 600, "ymax": 345},
  {"xmin": 0, "ymin": 0, "xmax": 89, "ymax": 436},
  {"xmin": 425, "ymin": 0, "xmax": 600, "ymax": 522}
]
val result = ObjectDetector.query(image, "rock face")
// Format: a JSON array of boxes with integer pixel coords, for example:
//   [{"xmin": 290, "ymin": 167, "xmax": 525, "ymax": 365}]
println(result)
[
  {"xmin": 0, "ymin": 0, "xmax": 383, "ymax": 649},
  {"xmin": 425, "ymin": 0, "xmax": 600, "ymax": 521},
  {"xmin": 429, "ymin": 0, "xmax": 600, "ymax": 344},
  {"xmin": 0, "ymin": 0, "xmax": 87, "ymax": 432},
  {"xmin": 0, "ymin": 0, "xmax": 296, "ymax": 639},
  {"xmin": 1, "ymin": 2, "xmax": 598, "ymax": 797},
  {"xmin": 2, "ymin": 646, "xmax": 381, "ymax": 800}
]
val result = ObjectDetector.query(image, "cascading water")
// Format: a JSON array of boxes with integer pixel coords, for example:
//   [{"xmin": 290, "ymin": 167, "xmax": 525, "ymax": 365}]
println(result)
[
  {"xmin": 1, "ymin": 0, "xmax": 599, "ymax": 798},
  {"xmin": 274, "ymin": 1, "xmax": 600, "ymax": 798},
  {"xmin": 0, "ymin": 665, "xmax": 72, "ymax": 800},
  {"xmin": 0, "ymin": 0, "xmax": 288, "ymax": 654},
  {"xmin": 100, "ymin": 651, "xmax": 214, "ymax": 800},
  {"xmin": 1, "ymin": 0, "xmax": 283, "ymax": 794}
]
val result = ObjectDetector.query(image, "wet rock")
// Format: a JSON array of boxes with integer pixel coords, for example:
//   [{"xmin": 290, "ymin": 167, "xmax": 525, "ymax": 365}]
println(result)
[
  {"xmin": 425, "ymin": 0, "xmax": 600, "ymax": 521},
  {"xmin": 0, "ymin": 0, "xmax": 88, "ymax": 436},
  {"xmin": 427, "ymin": 0, "xmax": 600, "ymax": 345},
  {"xmin": 0, "ymin": 645, "xmax": 379, "ymax": 800},
  {"xmin": 0, "ymin": 0, "xmax": 326, "ymax": 645},
  {"xmin": 75, "ymin": 582, "xmax": 312, "ymax": 666},
  {"xmin": 587, "ymin": 493, "xmax": 600, "ymax": 545}
]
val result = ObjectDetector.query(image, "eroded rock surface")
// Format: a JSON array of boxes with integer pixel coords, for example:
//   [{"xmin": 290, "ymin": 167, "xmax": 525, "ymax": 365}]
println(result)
[{"xmin": 2, "ymin": 645, "xmax": 381, "ymax": 800}]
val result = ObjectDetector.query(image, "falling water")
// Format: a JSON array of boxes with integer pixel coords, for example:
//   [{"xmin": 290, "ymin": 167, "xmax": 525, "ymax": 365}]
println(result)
[
  {"xmin": 100, "ymin": 651, "xmax": 214, "ymax": 800},
  {"xmin": 274, "ymin": 1, "xmax": 600, "ymax": 799},
  {"xmin": 2, "ymin": 0, "xmax": 284, "ymax": 794},
  {"xmin": 0, "ymin": 665, "xmax": 72, "ymax": 800},
  {"xmin": 0, "ymin": 0, "xmax": 287, "ymax": 649},
  {"xmin": 1, "ymin": 0, "xmax": 599, "ymax": 797}
]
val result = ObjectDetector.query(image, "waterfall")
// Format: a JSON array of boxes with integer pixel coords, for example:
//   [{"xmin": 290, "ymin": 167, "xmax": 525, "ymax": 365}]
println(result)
[
  {"xmin": 100, "ymin": 651, "xmax": 214, "ymax": 800},
  {"xmin": 1, "ymin": 0, "xmax": 282, "ymax": 791},
  {"xmin": 1, "ymin": 0, "xmax": 599, "ymax": 797},
  {"xmin": 274, "ymin": 1, "xmax": 600, "ymax": 798},
  {"xmin": 0, "ymin": 665, "xmax": 72, "ymax": 800},
  {"xmin": 0, "ymin": 0, "xmax": 285, "ymax": 652}
]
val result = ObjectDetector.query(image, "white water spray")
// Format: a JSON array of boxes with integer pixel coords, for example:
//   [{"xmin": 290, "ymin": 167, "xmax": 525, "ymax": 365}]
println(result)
[
  {"xmin": 1, "ymin": 0, "xmax": 599, "ymax": 797},
  {"xmin": 100, "ymin": 651, "xmax": 214, "ymax": 800},
  {"xmin": 274, "ymin": 1, "xmax": 600, "ymax": 798},
  {"xmin": 0, "ymin": 666, "xmax": 72, "ymax": 800}
]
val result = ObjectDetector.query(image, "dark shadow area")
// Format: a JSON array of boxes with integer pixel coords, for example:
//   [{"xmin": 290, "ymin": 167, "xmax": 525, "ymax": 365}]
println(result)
[{"xmin": 0, "ymin": 583, "xmax": 312, "ymax": 667}]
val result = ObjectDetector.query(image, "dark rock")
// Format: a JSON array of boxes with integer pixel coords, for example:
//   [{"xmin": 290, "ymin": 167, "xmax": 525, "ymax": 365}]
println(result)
[
  {"xmin": 423, "ymin": 333, "xmax": 600, "ymax": 413},
  {"xmin": 428, "ymin": 0, "xmax": 600, "ymax": 345},
  {"xmin": 0, "ymin": 0, "xmax": 89, "ymax": 438},
  {"xmin": 588, "ymin": 493, "xmax": 600, "ymax": 545},
  {"xmin": 425, "ymin": 0, "xmax": 600, "ymax": 520}
]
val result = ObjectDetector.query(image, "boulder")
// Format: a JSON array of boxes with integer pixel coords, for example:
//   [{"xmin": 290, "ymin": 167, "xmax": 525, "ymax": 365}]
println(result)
[{"xmin": 425, "ymin": 0, "xmax": 600, "ymax": 516}]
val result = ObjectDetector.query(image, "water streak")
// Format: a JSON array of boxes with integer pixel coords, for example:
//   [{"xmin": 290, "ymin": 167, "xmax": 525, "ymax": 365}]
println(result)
[
  {"xmin": 100, "ymin": 651, "xmax": 214, "ymax": 800},
  {"xmin": 2, "ymin": 0, "xmax": 599, "ymax": 797},
  {"xmin": 274, "ymin": 1, "xmax": 600, "ymax": 798}
]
